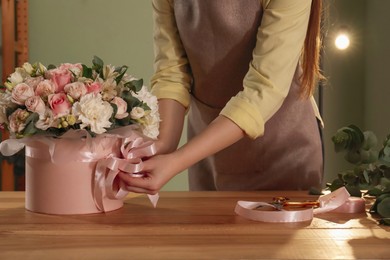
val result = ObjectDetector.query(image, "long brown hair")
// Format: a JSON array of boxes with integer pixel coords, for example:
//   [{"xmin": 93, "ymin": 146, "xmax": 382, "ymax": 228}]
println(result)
[{"xmin": 301, "ymin": 0, "xmax": 324, "ymax": 98}]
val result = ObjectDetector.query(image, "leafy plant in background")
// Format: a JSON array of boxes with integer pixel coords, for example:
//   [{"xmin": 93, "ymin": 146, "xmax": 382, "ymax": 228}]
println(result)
[{"xmin": 330, "ymin": 125, "xmax": 390, "ymax": 225}]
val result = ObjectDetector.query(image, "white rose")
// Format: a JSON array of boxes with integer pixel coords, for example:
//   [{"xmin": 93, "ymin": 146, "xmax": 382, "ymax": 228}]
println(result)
[
  {"xmin": 64, "ymin": 82, "xmax": 87, "ymax": 100},
  {"xmin": 5, "ymin": 68, "xmax": 26, "ymax": 90},
  {"xmin": 130, "ymin": 107, "xmax": 145, "ymax": 120},
  {"xmin": 22, "ymin": 62, "xmax": 34, "ymax": 75},
  {"xmin": 140, "ymin": 113, "xmax": 160, "ymax": 139},
  {"xmin": 11, "ymin": 83, "xmax": 35, "ymax": 105},
  {"xmin": 72, "ymin": 93, "xmax": 113, "ymax": 134},
  {"xmin": 25, "ymin": 96, "xmax": 47, "ymax": 115},
  {"xmin": 35, "ymin": 80, "xmax": 56, "ymax": 97}
]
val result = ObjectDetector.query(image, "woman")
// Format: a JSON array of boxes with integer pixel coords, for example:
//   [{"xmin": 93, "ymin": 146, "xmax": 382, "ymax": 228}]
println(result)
[{"xmin": 120, "ymin": 0, "xmax": 324, "ymax": 193}]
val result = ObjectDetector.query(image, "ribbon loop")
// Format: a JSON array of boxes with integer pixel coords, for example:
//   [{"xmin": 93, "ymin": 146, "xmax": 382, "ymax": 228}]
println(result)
[
  {"xmin": 1, "ymin": 125, "xmax": 159, "ymax": 213},
  {"xmin": 93, "ymin": 134, "xmax": 158, "ymax": 212}
]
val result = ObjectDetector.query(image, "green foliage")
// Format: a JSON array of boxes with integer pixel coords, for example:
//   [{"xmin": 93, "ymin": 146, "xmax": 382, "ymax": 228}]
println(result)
[
  {"xmin": 125, "ymin": 78, "xmax": 144, "ymax": 93},
  {"xmin": 81, "ymin": 64, "xmax": 93, "ymax": 79},
  {"xmin": 330, "ymin": 124, "xmax": 390, "ymax": 225}
]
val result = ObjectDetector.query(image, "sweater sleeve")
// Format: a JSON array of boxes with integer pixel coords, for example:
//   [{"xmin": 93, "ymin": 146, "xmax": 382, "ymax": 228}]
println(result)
[
  {"xmin": 220, "ymin": 0, "xmax": 312, "ymax": 139},
  {"xmin": 150, "ymin": 0, "xmax": 192, "ymax": 108}
]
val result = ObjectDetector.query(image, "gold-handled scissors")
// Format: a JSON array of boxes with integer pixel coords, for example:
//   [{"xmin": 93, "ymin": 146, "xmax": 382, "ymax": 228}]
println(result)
[{"xmin": 271, "ymin": 196, "xmax": 320, "ymax": 210}]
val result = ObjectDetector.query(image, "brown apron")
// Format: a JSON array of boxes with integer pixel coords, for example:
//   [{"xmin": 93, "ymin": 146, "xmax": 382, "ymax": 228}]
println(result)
[{"xmin": 173, "ymin": 0, "xmax": 323, "ymax": 190}]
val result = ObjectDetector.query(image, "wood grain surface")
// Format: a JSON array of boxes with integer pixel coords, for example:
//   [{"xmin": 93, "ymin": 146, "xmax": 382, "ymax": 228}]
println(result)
[{"xmin": 0, "ymin": 191, "xmax": 389, "ymax": 259}]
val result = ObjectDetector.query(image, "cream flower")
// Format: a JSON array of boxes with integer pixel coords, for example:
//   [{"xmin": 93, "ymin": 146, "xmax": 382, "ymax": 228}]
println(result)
[
  {"xmin": 8, "ymin": 108, "xmax": 29, "ymax": 133},
  {"xmin": 130, "ymin": 107, "xmax": 145, "ymax": 120},
  {"xmin": 103, "ymin": 64, "xmax": 119, "ymax": 81},
  {"xmin": 35, "ymin": 109, "xmax": 58, "ymax": 130},
  {"xmin": 11, "ymin": 83, "xmax": 35, "ymax": 105},
  {"xmin": 100, "ymin": 78, "xmax": 118, "ymax": 101},
  {"xmin": 131, "ymin": 86, "xmax": 160, "ymax": 138},
  {"xmin": 64, "ymin": 82, "xmax": 87, "ymax": 100},
  {"xmin": 72, "ymin": 93, "xmax": 113, "ymax": 134},
  {"xmin": 5, "ymin": 68, "xmax": 26, "ymax": 90},
  {"xmin": 22, "ymin": 63, "xmax": 34, "ymax": 75}
]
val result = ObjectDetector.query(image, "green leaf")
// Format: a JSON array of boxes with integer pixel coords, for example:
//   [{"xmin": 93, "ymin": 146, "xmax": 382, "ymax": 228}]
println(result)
[
  {"xmin": 332, "ymin": 130, "xmax": 349, "ymax": 152},
  {"xmin": 328, "ymin": 178, "xmax": 344, "ymax": 191},
  {"xmin": 92, "ymin": 56, "xmax": 104, "ymax": 71},
  {"xmin": 117, "ymin": 117, "xmax": 132, "ymax": 126},
  {"xmin": 345, "ymin": 185, "xmax": 362, "ymax": 197},
  {"xmin": 21, "ymin": 113, "xmax": 40, "ymax": 137},
  {"xmin": 344, "ymin": 150, "xmax": 361, "ymax": 165},
  {"xmin": 82, "ymin": 64, "xmax": 93, "ymax": 79},
  {"xmin": 47, "ymin": 64, "xmax": 56, "ymax": 70},
  {"xmin": 362, "ymin": 131, "xmax": 378, "ymax": 150},
  {"xmin": 348, "ymin": 124, "xmax": 365, "ymax": 145},
  {"xmin": 367, "ymin": 187, "xmax": 384, "ymax": 196},
  {"xmin": 125, "ymin": 78, "xmax": 144, "ymax": 92},
  {"xmin": 122, "ymin": 90, "xmax": 142, "ymax": 109},
  {"xmin": 141, "ymin": 102, "xmax": 151, "ymax": 111},
  {"xmin": 383, "ymin": 167, "xmax": 390, "ymax": 179},
  {"xmin": 114, "ymin": 65, "xmax": 128, "ymax": 84},
  {"xmin": 363, "ymin": 169, "xmax": 370, "ymax": 183},
  {"xmin": 343, "ymin": 172, "xmax": 357, "ymax": 185},
  {"xmin": 370, "ymin": 193, "xmax": 390, "ymax": 214},
  {"xmin": 110, "ymin": 103, "xmax": 118, "ymax": 118},
  {"xmin": 377, "ymin": 197, "xmax": 390, "ymax": 218},
  {"xmin": 308, "ymin": 187, "xmax": 323, "ymax": 195},
  {"xmin": 379, "ymin": 218, "xmax": 390, "ymax": 226}
]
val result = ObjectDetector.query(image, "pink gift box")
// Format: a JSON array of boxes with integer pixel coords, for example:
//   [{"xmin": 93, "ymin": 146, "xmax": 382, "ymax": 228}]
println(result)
[{"xmin": 24, "ymin": 136, "xmax": 124, "ymax": 215}]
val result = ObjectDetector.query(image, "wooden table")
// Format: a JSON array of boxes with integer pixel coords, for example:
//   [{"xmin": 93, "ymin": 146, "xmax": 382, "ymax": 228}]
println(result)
[{"xmin": 0, "ymin": 191, "xmax": 389, "ymax": 259}]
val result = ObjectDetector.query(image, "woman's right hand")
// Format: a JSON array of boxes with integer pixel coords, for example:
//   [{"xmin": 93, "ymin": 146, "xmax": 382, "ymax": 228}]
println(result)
[{"xmin": 119, "ymin": 152, "xmax": 180, "ymax": 194}]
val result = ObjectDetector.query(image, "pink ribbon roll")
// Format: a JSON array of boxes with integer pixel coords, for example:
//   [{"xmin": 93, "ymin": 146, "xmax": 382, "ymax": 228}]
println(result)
[{"xmin": 235, "ymin": 187, "xmax": 365, "ymax": 223}]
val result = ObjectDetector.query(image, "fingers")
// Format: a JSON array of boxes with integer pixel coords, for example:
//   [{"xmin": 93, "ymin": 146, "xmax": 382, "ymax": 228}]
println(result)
[
  {"xmin": 125, "ymin": 185, "xmax": 158, "ymax": 195},
  {"xmin": 118, "ymin": 172, "xmax": 159, "ymax": 195}
]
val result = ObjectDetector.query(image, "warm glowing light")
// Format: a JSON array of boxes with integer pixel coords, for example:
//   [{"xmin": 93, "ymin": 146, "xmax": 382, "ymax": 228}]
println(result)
[{"xmin": 335, "ymin": 33, "xmax": 350, "ymax": 50}]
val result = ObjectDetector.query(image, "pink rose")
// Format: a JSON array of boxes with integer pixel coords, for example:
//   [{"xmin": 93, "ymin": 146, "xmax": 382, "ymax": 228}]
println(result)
[
  {"xmin": 11, "ymin": 83, "xmax": 35, "ymax": 105},
  {"xmin": 86, "ymin": 82, "xmax": 102, "ymax": 94},
  {"xmin": 111, "ymin": 97, "xmax": 129, "ymax": 119},
  {"xmin": 64, "ymin": 82, "xmax": 87, "ymax": 100},
  {"xmin": 58, "ymin": 63, "xmax": 82, "ymax": 77},
  {"xmin": 46, "ymin": 68, "xmax": 72, "ymax": 92},
  {"xmin": 8, "ymin": 108, "xmax": 29, "ymax": 133},
  {"xmin": 25, "ymin": 96, "xmax": 46, "ymax": 115},
  {"xmin": 48, "ymin": 93, "xmax": 72, "ymax": 117},
  {"xmin": 35, "ymin": 80, "xmax": 56, "ymax": 97},
  {"xmin": 24, "ymin": 76, "xmax": 44, "ymax": 89}
]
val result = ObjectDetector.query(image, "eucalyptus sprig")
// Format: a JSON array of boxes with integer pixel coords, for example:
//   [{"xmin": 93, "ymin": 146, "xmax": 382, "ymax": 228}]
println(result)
[{"xmin": 329, "ymin": 124, "xmax": 390, "ymax": 225}]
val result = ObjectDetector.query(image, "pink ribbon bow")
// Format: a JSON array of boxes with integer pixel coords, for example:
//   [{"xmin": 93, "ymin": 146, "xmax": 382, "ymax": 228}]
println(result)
[{"xmin": 93, "ymin": 136, "xmax": 159, "ymax": 212}]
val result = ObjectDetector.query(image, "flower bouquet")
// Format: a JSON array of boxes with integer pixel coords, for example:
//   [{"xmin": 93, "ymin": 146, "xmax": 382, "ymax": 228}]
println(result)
[{"xmin": 0, "ymin": 56, "xmax": 160, "ymax": 214}]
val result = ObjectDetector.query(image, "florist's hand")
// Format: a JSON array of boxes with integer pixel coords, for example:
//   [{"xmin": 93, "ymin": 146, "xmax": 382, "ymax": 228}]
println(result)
[
  {"xmin": 118, "ymin": 153, "xmax": 179, "ymax": 195},
  {"xmin": 152, "ymin": 139, "xmax": 172, "ymax": 155}
]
